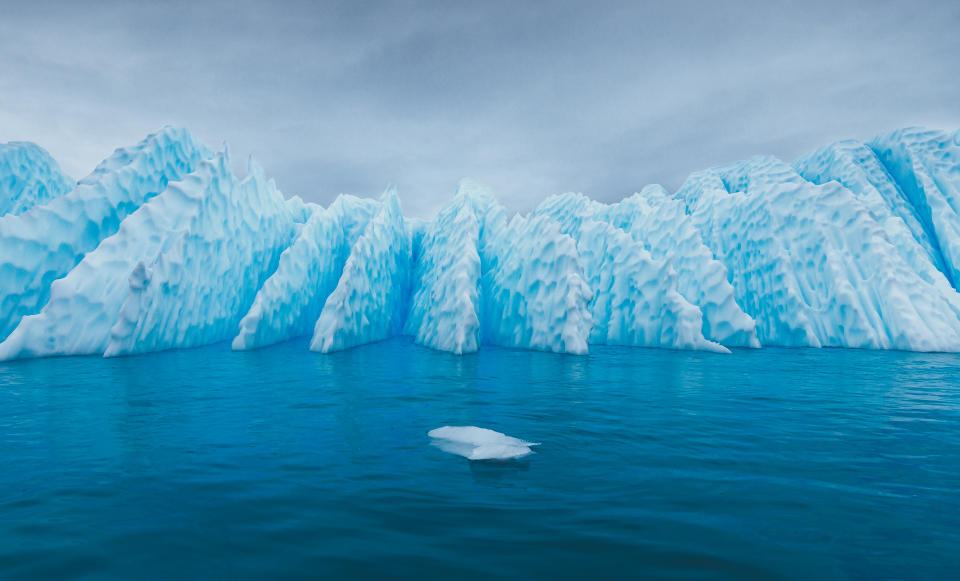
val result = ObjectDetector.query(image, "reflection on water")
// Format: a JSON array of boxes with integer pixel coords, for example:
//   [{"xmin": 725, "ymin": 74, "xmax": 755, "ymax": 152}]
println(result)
[
  {"xmin": 0, "ymin": 338, "xmax": 959, "ymax": 580},
  {"xmin": 468, "ymin": 457, "xmax": 532, "ymax": 486}
]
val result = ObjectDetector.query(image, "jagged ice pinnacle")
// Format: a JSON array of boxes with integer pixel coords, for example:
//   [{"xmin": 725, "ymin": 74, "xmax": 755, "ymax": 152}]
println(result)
[{"xmin": 2, "ymin": 126, "xmax": 960, "ymax": 360}]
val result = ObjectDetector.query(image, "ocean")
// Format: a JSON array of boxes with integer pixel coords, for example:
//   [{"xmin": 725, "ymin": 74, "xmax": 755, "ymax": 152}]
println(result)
[{"xmin": 1, "ymin": 338, "xmax": 958, "ymax": 580}]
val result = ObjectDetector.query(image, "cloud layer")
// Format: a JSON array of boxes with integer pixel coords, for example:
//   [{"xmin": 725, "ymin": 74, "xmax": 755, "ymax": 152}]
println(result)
[{"xmin": 2, "ymin": 0, "xmax": 958, "ymax": 217}]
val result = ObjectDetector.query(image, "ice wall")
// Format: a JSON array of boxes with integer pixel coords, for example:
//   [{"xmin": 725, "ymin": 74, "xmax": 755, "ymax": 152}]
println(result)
[
  {"xmin": 404, "ymin": 188, "xmax": 484, "ymax": 354},
  {"xmin": 599, "ymin": 186, "xmax": 760, "ymax": 348},
  {"xmin": 868, "ymin": 128, "xmax": 960, "ymax": 289},
  {"xmin": 2, "ymin": 125, "xmax": 960, "ymax": 358},
  {"xmin": 0, "ymin": 127, "xmax": 212, "ymax": 341},
  {"xmin": 105, "ymin": 157, "xmax": 295, "ymax": 356},
  {"xmin": 535, "ymin": 193, "xmax": 727, "ymax": 352},
  {"xmin": 310, "ymin": 190, "xmax": 412, "ymax": 353},
  {"xmin": 0, "ymin": 152, "xmax": 235, "ymax": 359},
  {"xmin": 232, "ymin": 195, "xmax": 378, "ymax": 350},
  {"xmin": 679, "ymin": 155, "xmax": 960, "ymax": 351},
  {"xmin": 480, "ymin": 212, "xmax": 593, "ymax": 354}
]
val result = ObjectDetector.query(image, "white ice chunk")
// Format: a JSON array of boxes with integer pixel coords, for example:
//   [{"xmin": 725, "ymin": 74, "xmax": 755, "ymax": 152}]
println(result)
[{"xmin": 428, "ymin": 426, "xmax": 539, "ymax": 461}]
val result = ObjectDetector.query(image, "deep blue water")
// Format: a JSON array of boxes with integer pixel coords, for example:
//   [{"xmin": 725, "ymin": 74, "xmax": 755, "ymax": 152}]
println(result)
[{"xmin": 1, "ymin": 338, "xmax": 958, "ymax": 580}]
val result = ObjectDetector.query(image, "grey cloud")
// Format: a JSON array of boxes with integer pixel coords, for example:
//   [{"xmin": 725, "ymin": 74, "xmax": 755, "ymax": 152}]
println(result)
[{"xmin": 1, "ymin": 0, "xmax": 958, "ymax": 218}]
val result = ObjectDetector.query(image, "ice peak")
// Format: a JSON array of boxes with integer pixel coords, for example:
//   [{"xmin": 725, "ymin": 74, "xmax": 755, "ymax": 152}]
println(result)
[{"xmin": 3, "ymin": 125, "xmax": 960, "ymax": 358}]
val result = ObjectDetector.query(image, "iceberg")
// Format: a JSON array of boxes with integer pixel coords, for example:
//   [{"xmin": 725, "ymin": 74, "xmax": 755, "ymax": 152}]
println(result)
[
  {"xmin": 404, "ymin": 187, "xmax": 484, "ymax": 354},
  {"xmin": 678, "ymin": 155, "xmax": 960, "ymax": 350},
  {"xmin": 428, "ymin": 426, "xmax": 539, "ymax": 461},
  {"xmin": 407, "ymin": 180, "xmax": 596, "ymax": 355},
  {"xmin": 0, "ymin": 127, "xmax": 212, "ymax": 342},
  {"xmin": 0, "ymin": 152, "xmax": 235, "ymax": 359},
  {"xmin": 310, "ymin": 189, "xmax": 412, "ymax": 353},
  {"xmin": 868, "ymin": 128, "xmax": 960, "ymax": 289},
  {"xmin": 535, "ymin": 193, "xmax": 728, "ymax": 352},
  {"xmin": 2, "ymin": 125, "xmax": 960, "ymax": 359},
  {"xmin": 0, "ymin": 150, "xmax": 297, "ymax": 359},
  {"xmin": 795, "ymin": 139, "xmax": 960, "ymax": 307},
  {"xmin": 480, "ymin": 212, "xmax": 593, "ymax": 354},
  {"xmin": 598, "ymin": 186, "xmax": 760, "ymax": 348},
  {"xmin": 104, "ymin": 154, "xmax": 295, "ymax": 356},
  {"xmin": 0, "ymin": 142, "xmax": 74, "ymax": 216},
  {"xmin": 233, "ymin": 195, "xmax": 378, "ymax": 350}
]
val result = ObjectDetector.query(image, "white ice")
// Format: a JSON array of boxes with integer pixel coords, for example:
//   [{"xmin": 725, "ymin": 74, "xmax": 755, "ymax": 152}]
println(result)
[{"xmin": 428, "ymin": 426, "xmax": 539, "ymax": 461}]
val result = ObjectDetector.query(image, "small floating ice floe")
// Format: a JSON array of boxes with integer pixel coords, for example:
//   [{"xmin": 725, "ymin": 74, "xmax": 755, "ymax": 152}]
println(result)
[{"xmin": 428, "ymin": 426, "xmax": 539, "ymax": 461}]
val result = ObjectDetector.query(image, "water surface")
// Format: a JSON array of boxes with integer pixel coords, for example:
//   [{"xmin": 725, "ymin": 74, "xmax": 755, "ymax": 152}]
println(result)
[{"xmin": 1, "ymin": 339, "xmax": 958, "ymax": 579}]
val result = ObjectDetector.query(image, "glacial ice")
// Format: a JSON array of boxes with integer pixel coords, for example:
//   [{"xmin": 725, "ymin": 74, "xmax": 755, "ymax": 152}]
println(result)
[
  {"xmin": 679, "ymin": 155, "xmax": 960, "ymax": 350},
  {"xmin": 310, "ymin": 190, "xmax": 412, "ymax": 353},
  {"xmin": 0, "ymin": 142, "xmax": 74, "ymax": 216},
  {"xmin": 535, "ymin": 193, "xmax": 727, "ymax": 352},
  {"xmin": 233, "ymin": 195, "xmax": 378, "ymax": 350},
  {"xmin": 404, "ymin": 185, "xmax": 484, "ymax": 354},
  {"xmin": 0, "ymin": 126, "xmax": 211, "ymax": 342},
  {"xmin": 868, "ymin": 128, "xmax": 960, "ymax": 289},
  {"xmin": 428, "ymin": 426, "xmax": 539, "ymax": 461},
  {"xmin": 597, "ymin": 186, "xmax": 760, "ymax": 348},
  {"xmin": 1, "ymin": 125, "xmax": 960, "ymax": 359},
  {"xmin": 104, "ymin": 154, "xmax": 294, "ymax": 356},
  {"xmin": 0, "ymin": 152, "xmax": 237, "ymax": 359},
  {"xmin": 481, "ymin": 212, "xmax": 593, "ymax": 354}
]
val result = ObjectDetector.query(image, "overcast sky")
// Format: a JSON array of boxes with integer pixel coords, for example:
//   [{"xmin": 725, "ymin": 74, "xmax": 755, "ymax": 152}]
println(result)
[{"xmin": 1, "ymin": 0, "xmax": 958, "ymax": 217}]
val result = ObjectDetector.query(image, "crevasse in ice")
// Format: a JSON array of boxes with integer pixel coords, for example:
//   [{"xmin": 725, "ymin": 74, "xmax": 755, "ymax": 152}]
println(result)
[{"xmin": 2, "ymin": 125, "xmax": 960, "ymax": 359}]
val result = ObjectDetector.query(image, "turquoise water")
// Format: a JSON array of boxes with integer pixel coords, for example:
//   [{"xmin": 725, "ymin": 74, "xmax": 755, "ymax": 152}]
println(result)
[{"xmin": 1, "ymin": 338, "xmax": 958, "ymax": 580}]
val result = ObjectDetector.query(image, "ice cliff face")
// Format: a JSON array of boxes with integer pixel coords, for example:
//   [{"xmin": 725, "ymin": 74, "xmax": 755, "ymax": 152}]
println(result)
[
  {"xmin": 536, "ymin": 193, "xmax": 728, "ymax": 353},
  {"xmin": 869, "ymin": 128, "xmax": 960, "ymax": 289},
  {"xmin": 1, "ymin": 125, "xmax": 960, "ymax": 360},
  {"xmin": 104, "ymin": 155, "xmax": 295, "ymax": 356},
  {"xmin": 679, "ymin": 154, "xmax": 960, "ymax": 351},
  {"xmin": 597, "ymin": 186, "xmax": 760, "ymax": 348},
  {"xmin": 310, "ymin": 189, "xmax": 412, "ymax": 353},
  {"xmin": 232, "ymin": 195, "xmax": 378, "ymax": 351},
  {"xmin": 0, "ymin": 127, "xmax": 212, "ymax": 342},
  {"xmin": 481, "ymin": 212, "xmax": 593, "ymax": 354},
  {"xmin": 404, "ymin": 185, "xmax": 484, "ymax": 354}
]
